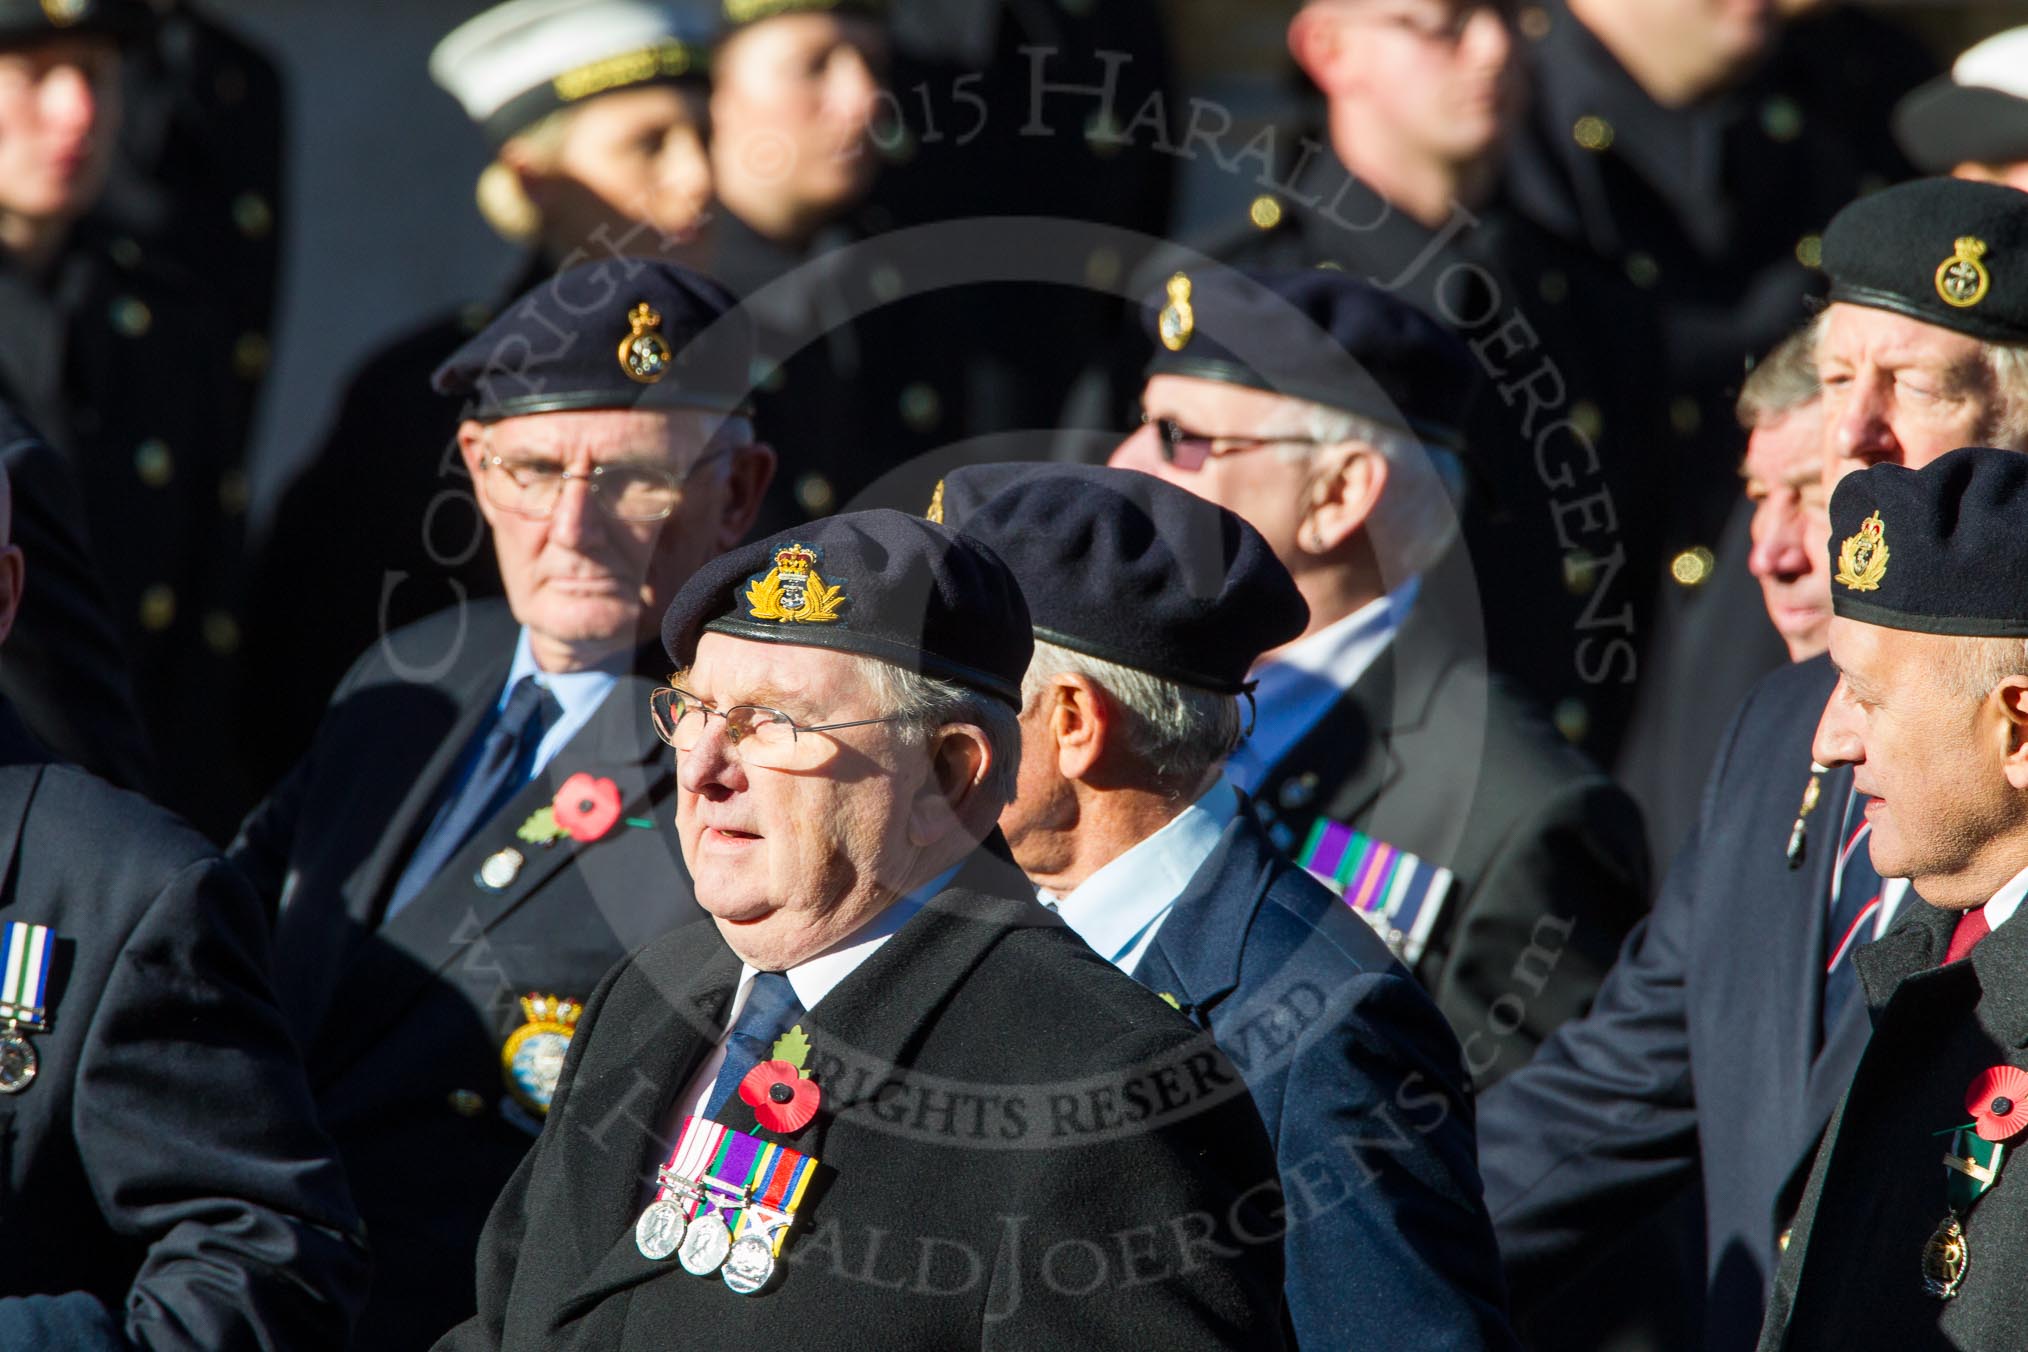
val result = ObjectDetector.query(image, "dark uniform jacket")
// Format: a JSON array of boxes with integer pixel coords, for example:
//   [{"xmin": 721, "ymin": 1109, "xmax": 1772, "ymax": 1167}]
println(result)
[
  {"xmin": 1757, "ymin": 894, "xmax": 2028, "ymax": 1352},
  {"xmin": 436, "ymin": 856, "xmax": 1289, "ymax": 1351},
  {"xmin": 1247, "ymin": 589, "xmax": 1650, "ymax": 1087},
  {"xmin": 0, "ymin": 705, "xmax": 366, "ymax": 1349},
  {"xmin": 1131, "ymin": 806, "xmax": 1518, "ymax": 1350},
  {"xmin": 230, "ymin": 600, "xmax": 703, "ymax": 1350},
  {"xmin": 1479, "ymin": 656, "xmax": 1874, "ymax": 1351}
]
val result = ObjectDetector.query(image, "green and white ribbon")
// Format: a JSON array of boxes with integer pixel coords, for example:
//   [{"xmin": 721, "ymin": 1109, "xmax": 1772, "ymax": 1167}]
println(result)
[{"xmin": 0, "ymin": 921, "xmax": 53, "ymax": 1030}]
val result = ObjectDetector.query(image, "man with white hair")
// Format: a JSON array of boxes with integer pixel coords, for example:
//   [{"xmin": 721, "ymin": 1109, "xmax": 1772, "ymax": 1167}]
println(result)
[{"xmin": 1107, "ymin": 266, "xmax": 1649, "ymax": 1087}]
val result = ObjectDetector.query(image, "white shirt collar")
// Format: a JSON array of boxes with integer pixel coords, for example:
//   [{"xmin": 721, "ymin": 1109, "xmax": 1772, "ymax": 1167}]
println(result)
[
  {"xmin": 735, "ymin": 862, "xmax": 963, "ymax": 1014},
  {"xmin": 1982, "ymin": 862, "xmax": 2028, "ymax": 932},
  {"xmin": 1045, "ymin": 779, "xmax": 1239, "ymax": 972},
  {"xmin": 1224, "ymin": 576, "xmax": 1419, "ymax": 794},
  {"xmin": 504, "ymin": 627, "xmax": 626, "ymax": 775}
]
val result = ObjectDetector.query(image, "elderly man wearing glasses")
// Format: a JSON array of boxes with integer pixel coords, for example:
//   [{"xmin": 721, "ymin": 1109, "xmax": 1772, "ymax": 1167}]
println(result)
[
  {"xmin": 1107, "ymin": 266, "xmax": 1646, "ymax": 1090},
  {"xmin": 229, "ymin": 260, "xmax": 773, "ymax": 1349}
]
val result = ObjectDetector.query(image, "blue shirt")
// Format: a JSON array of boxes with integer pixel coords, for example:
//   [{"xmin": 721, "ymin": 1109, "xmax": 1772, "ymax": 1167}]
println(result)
[{"xmin": 502, "ymin": 627, "xmax": 625, "ymax": 776}]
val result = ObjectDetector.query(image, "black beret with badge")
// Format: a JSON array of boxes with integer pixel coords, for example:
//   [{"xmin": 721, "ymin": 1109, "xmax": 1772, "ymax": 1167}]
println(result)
[
  {"xmin": 0, "ymin": 0, "xmax": 149, "ymax": 43},
  {"xmin": 936, "ymin": 462, "xmax": 1309, "ymax": 695},
  {"xmin": 433, "ymin": 0, "xmax": 718, "ymax": 147},
  {"xmin": 1141, "ymin": 266, "xmax": 1481, "ymax": 450},
  {"xmin": 1827, "ymin": 445, "xmax": 2028, "ymax": 637},
  {"xmin": 663, "ymin": 508, "xmax": 1033, "ymax": 707},
  {"xmin": 433, "ymin": 258, "xmax": 755, "ymax": 419},
  {"xmin": 1820, "ymin": 177, "xmax": 2028, "ymax": 344}
]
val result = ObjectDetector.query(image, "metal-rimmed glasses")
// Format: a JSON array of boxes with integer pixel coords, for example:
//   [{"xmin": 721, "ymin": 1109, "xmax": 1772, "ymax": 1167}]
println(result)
[
  {"xmin": 1141, "ymin": 413, "xmax": 1321, "ymax": 472},
  {"xmin": 649, "ymin": 686, "xmax": 902, "ymax": 770},
  {"xmin": 480, "ymin": 443, "xmax": 736, "ymax": 523}
]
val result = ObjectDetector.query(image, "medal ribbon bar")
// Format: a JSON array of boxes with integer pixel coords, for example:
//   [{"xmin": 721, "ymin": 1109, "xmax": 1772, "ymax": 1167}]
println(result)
[{"xmin": 0, "ymin": 922, "xmax": 53, "ymax": 1031}]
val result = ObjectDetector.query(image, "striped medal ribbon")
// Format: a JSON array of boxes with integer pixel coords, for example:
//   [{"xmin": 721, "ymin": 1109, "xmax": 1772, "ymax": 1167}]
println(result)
[
  {"xmin": 1295, "ymin": 821, "xmax": 1455, "ymax": 966},
  {"xmin": 636, "ymin": 1114, "xmax": 818, "ymax": 1295},
  {"xmin": 0, "ymin": 921, "xmax": 54, "ymax": 1095}
]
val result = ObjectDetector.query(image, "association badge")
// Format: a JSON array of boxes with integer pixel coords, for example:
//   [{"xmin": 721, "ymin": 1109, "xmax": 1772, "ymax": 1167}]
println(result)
[
  {"xmin": 744, "ymin": 543, "xmax": 846, "ymax": 624},
  {"xmin": 1834, "ymin": 510, "xmax": 1889, "ymax": 593},
  {"xmin": 633, "ymin": 1115, "xmax": 819, "ymax": 1295},
  {"xmin": 499, "ymin": 993, "xmax": 582, "ymax": 1116},
  {"xmin": 1158, "ymin": 272, "xmax": 1195, "ymax": 352},
  {"xmin": 0, "ymin": 921, "xmax": 54, "ymax": 1095},
  {"xmin": 1936, "ymin": 236, "xmax": 1991, "ymax": 310},
  {"xmin": 618, "ymin": 301, "xmax": 674, "ymax": 383},
  {"xmin": 475, "ymin": 846, "xmax": 524, "ymax": 892}
]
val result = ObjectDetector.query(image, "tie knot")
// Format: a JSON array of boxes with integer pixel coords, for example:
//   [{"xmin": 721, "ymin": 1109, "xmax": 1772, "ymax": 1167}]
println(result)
[
  {"xmin": 731, "ymin": 970, "xmax": 805, "ymax": 1048},
  {"xmin": 501, "ymin": 674, "xmax": 559, "ymax": 735}
]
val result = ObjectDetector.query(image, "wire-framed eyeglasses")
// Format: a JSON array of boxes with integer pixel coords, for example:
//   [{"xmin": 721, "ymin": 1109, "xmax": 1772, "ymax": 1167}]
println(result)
[
  {"xmin": 649, "ymin": 686, "xmax": 902, "ymax": 770},
  {"xmin": 480, "ymin": 443, "xmax": 736, "ymax": 523}
]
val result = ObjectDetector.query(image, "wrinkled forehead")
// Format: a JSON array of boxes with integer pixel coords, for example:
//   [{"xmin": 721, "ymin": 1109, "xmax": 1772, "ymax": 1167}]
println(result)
[
  {"xmin": 682, "ymin": 631, "xmax": 872, "ymax": 710},
  {"xmin": 1820, "ymin": 302, "xmax": 1992, "ymax": 374},
  {"xmin": 483, "ymin": 406, "xmax": 726, "ymax": 459}
]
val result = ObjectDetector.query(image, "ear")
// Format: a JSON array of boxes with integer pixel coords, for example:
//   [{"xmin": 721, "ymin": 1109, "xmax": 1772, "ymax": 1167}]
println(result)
[
  {"xmin": 1288, "ymin": 5, "xmax": 1356, "ymax": 96},
  {"xmin": 498, "ymin": 136, "xmax": 556, "ymax": 211},
  {"xmin": 907, "ymin": 722, "xmax": 992, "ymax": 848},
  {"xmin": 1997, "ymin": 674, "xmax": 2028, "ymax": 790},
  {"xmin": 1300, "ymin": 442, "xmax": 1388, "ymax": 555},
  {"xmin": 0, "ymin": 544, "xmax": 26, "ymax": 649},
  {"xmin": 716, "ymin": 442, "xmax": 777, "ymax": 549},
  {"xmin": 1046, "ymin": 674, "xmax": 1110, "ymax": 783}
]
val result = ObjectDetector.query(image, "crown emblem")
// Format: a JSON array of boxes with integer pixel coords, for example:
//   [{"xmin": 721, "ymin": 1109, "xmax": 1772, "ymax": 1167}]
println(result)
[
  {"xmin": 1834, "ymin": 510, "xmax": 1889, "ymax": 592},
  {"xmin": 1158, "ymin": 273, "xmax": 1195, "ymax": 352},
  {"xmin": 500, "ymin": 992, "xmax": 585, "ymax": 1117},
  {"xmin": 746, "ymin": 543, "xmax": 845, "ymax": 624},
  {"xmin": 618, "ymin": 302, "xmax": 673, "ymax": 383},
  {"xmin": 1936, "ymin": 237, "xmax": 1991, "ymax": 310}
]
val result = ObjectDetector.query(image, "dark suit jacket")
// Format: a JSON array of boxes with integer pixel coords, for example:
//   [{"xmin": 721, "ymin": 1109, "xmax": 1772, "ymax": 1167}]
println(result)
[
  {"xmin": 1758, "ymin": 894, "xmax": 2028, "ymax": 1351},
  {"xmin": 1132, "ymin": 807, "xmax": 1518, "ymax": 1350},
  {"xmin": 0, "ymin": 705, "xmax": 366, "ymax": 1348},
  {"xmin": 437, "ymin": 856, "xmax": 1289, "ymax": 1350},
  {"xmin": 230, "ymin": 600, "xmax": 704, "ymax": 1349},
  {"xmin": 1248, "ymin": 593, "xmax": 1650, "ymax": 1087},
  {"xmin": 1479, "ymin": 655, "xmax": 1875, "ymax": 1351}
]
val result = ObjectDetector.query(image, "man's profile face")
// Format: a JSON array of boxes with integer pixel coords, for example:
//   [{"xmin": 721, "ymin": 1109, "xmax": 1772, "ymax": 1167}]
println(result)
[
  {"xmin": 0, "ymin": 35, "xmax": 120, "ymax": 226},
  {"xmin": 460, "ymin": 407, "xmax": 744, "ymax": 660},
  {"xmin": 1742, "ymin": 401, "xmax": 1831, "ymax": 660},
  {"xmin": 672, "ymin": 633, "xmax": 928, "ymax": 968},
  {"xmin": 1817, "ymin": 303, "xmax": 2008, "ymax": 486},
  {"xmin": 710, "ymin": 14, "xmax": 887, "ymax": 222}
]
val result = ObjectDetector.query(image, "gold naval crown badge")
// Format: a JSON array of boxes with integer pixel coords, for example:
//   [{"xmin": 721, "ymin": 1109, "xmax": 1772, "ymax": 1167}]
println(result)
[{"xmin": 1834, "ymin": 510, "xmax": 1889, "ymax": 592}]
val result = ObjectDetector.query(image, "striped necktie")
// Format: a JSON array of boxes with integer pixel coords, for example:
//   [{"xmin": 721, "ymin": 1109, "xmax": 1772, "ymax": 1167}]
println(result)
[{"xmin": 1820, "ymin": 785, "xmax": 1882, "ymax": 1040}]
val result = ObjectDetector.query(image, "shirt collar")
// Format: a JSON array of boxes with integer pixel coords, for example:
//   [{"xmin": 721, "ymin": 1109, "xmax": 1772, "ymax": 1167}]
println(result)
[
  {"xmin": 1983, "ymin": 862, "xmax": 2028, "ymax": 932},
  {"xmin": 1046, "ymin": 779, "xmax": 1239, "ymax": 968},
  {"xmin": 737, "ymin": 862, "xmax": 963, "ymax": 1014},
  {"xmin": 504, "ymin": 627, "xmax": 626, "ymax": 718}
]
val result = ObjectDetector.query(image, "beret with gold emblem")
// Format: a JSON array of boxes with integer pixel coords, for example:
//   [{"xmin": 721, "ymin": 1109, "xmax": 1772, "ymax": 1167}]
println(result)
[
  {"xmin": 663, "ymin": 509, "xmax": 1032, "ymax": 707},
  {"xmin": 1828, "ymin": 445, "xmax": 2028, "ymax": 636},
  {"xmin": 1821, "ymin": 177, "xmax": 2028, "ymax": 344},
  {"xmin": 432, "ymin": 258, "xmax": 755, "ymax": 419},
  {"xmin": 0, "ymin": 0, "xmax": 150, "ymax": 44}
]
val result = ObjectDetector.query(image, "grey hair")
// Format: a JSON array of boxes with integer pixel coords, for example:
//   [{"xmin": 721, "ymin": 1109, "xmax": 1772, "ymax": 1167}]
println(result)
[
  {"xmin": 1020, "ymin": 640, "xmax": 1241, "ymax": 798},
  {"xmin": 850, "ymin": 654, "xmax": 1022, "ymax": 808},
  {"xmin": 1288, "ymin": 401, "xmax": 1464, "ymax": 577},
  {"xmin": 1738, "ymin": 324, "xmax": 1820, "ymax": 429},
  {"xmin": 1953, "ymin": 635, "xmax": 2028, "ymax": 703},
  {"xmin": 1987, "ymin": 342, "xmax": 2028, "ymax": 450}
]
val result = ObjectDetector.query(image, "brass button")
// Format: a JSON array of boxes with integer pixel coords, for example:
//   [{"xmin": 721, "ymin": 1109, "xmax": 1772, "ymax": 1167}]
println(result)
[
  {"xmin": 1625, "ymin": 252, "xmax": 1660, "ymax": 289},
  {"xmin": 1671, "ymin": 546, "xmax": 1715, "ymax": 587},
  {"xmin": 1553, "ymin": 698, "xmax": 1590, "ymax": 746},
  {"xmin": 1761, "ymin": 97, "xmax": 1803, "ymax": 143},
  {"xmin": 1518, "ymin": 5, "xmax": 1550, "ymax": 39},
  {"xmin": 231, "ymin": 191, "xmax": 274, "ymax": 240},
  {"xmin": 203, "ymin": 611, "xmax": 242, "ymax": 656},
  {"xmin": 110, "ymin": 297, "xmax": 153, "ymax": 338},
  {"xmin": 795, "ymin": 473, "xmax": 834, "ymax": 514},
  {"xmin": 134, "ymin": 438, "xmax": 172, "ymax": 488},
  {"xmin": 1563, "ymin": 549, "xmax": 1598, "ymax": 595},
  {"xmin": 1795, "ymin": 234, "xmax": 1823, "ymax": 269},
  {"xmin": 1249, "ymin": 195, "xmax": 1284, "ymax": 230},
  {"xmin": 233, "ymin": 332, "xmax": 271, "ymax": 380},
  {"xmin": 138, "ymin": 584, "xmax": 176, "ymax": 632},
  {"xmin": 1571, "ymin": 399, "xmax": 1604, "ymax": 441},
  {"xmin": 1573, "ymin": 115, "xmax": 1614, "ymax": 152},
  {"xmin": 448, "ymin": 1089, "xmax": 486, "ymax": 1118}
]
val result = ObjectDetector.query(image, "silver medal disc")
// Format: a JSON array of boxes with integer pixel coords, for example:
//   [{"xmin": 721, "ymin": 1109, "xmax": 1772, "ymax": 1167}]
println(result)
[
  {"xmin": 678, "ymin": 1211, "xmax": 733, "ymax": 1275},
  {"xmin": 634, "ymin": 1199, "xmax": 688, "ymax": 1261},
  {"xmin": 721, "ymin": 1234, "xmax": 777, "ymax": 1294},
  {"xmin": 0, "ymin": 1030, "xmax": 37, "ymax": 1095}
]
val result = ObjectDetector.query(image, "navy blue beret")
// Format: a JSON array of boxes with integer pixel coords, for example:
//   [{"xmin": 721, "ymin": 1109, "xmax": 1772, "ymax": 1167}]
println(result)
[
  {"xmin": 433, "ymin": 259, "xmax": 755, "ymax": 420},
  {"xmin": 1822, "ymin": 178, "xmax": 2028, "ymax": 345},
  {"xmin": 938, "ymin": 463, "xmax": 1307, "ymax": 694},
  {"xmin": 1140, "ymin": 266, "xmax": 1479, "ymax": 449},
  {"xmin": 662, "ymin": 509, "xmax": 1032, "ymax": 706},
  {"xmin": 0, "ymin": 0, "xmax": 148, "ymax": 42},
  {"xmin": 1828, "ymin": 446, "xmax": 2028, "ymax": 636}
]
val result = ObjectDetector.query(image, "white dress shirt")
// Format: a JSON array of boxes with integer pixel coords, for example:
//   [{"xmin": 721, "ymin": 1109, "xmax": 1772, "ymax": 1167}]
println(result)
[
  {"xmin": 1043, "ymin": 780, "xmax": 1239, "ymax": 974},
  {"xmin": 502, "ymin": 627, "xmax": 625, "ymax": 775},
  {"xmin": 1980, "ymin": 862, "xmax": 2028, "ymax": 932},
  {"xmin": 1224, "ymin": 576, "xmax": 1420, "ymax": 795}
]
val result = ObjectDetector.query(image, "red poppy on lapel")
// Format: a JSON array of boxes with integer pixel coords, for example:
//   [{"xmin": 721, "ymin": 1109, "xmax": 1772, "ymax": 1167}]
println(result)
[
  {"xmin": 1966, "ymin": 1064, "xmax": 2028, "ymax": 1142},
  {"xmin": 741, "ymin": 1059, "xmax": 821, "ymax": 1133},
  {"xmin": 553, "ymin": 774, "xmax": 623, "ymax": 842}
]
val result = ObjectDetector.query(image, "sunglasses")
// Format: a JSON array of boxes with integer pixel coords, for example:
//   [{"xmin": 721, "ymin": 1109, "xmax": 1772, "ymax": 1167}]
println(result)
[{"xmin": 1142, "ymin": 413, "xmax": 1321, "ymax": 471}]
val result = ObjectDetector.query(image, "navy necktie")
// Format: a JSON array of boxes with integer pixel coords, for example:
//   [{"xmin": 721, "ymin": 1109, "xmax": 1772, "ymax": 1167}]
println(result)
[
  {"xmin": 384, "ymin": 675, "xmax": 559, "ymax": 922},
  {"xmin": 703, "ymin": 971, "xmax": 806, "ymax": 1121},
  {"xmin": 1820, "ymin": 785, "xmax": 1883, "ymax": 1040}
]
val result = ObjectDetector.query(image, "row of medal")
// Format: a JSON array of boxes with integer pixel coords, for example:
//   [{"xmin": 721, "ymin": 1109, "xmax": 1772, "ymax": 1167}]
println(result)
[{"xmin": 635, "ymin": 1115, "xmax": 818, "ymax": 1296}]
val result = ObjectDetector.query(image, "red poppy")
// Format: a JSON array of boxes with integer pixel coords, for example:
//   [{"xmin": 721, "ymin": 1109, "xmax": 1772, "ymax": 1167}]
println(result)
[
  {"xmin": 553, "ymin": 774, "xmax": 623, "ymax": 842},
  {"xmin": 1965, "ymin": 1064, "xmax": 2028, "ymax": 1142},
  {"xmin": 740, "ymin": 1059, "xmax": 821, "ymax": 1134}
]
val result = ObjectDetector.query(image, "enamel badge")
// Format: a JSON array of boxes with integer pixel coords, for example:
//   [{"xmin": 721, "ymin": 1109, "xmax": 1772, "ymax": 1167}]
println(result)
[
  {"xmin": 619, "ymin": 302, "xmax": 673, "ymax": 384},
  {"xmin": 1834, "ymin": 511, "xmax": 1889, "ymax": 592},
  {"xmin": 1936, "ymin": 236, "xmax": 1991, "ymax": 310},
  {"xmin": 1158, "ymin": 273, "xmax": 1194, "ymax": 352},
  {"xmin": 500, "ymin": 993, "xmax": 582, "ymax": 1116},
  {"xmin": 745, "ymin": 543, "xmax": 846, "ymax": 624}
]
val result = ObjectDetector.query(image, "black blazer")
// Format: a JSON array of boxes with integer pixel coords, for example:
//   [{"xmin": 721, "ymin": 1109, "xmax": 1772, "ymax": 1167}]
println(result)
[
  {"xmin": 437, "ymin": 856, "xmax": 1289, "ymax": 1350},
  {"xmin": 230, "ymin": 600, "xmax": 703, "ymax": 1349},
  {"xmin": 0, "ymin": 706, "xmax": 366, "ymax": 1348},
  {"xmin": 1480, "ymin": 656, "xmax": 1876, "ymax": 1350},
  {"xmin": 1758, "ymin": 893, "xmax": 2028, "ymax": 1351},
  {"xmin": 1132, "ymin": 806, "xmax": 1518, "ymax": 1350},
  {"xmin": 1248, "ymin": 593, "xmax": 1651, "ymax": 1086}
]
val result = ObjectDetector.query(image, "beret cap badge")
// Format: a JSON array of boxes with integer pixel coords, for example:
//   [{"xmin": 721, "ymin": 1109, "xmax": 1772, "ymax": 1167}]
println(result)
[
  {"xmin": 619, "ymin": 302, "xmax": 674, "ymax": 384},
  {"xmin": 1936, "ymin": 236, "xmax": 1992, "ymax": 310},
  {"xmin": 1835, "ymin": 511, "xmax": 1890, "ymax": 592},
  {"xmin": 746, "ymin": 544, "xmax": 846, "ymax": 624},
  {"xmin": 1158, "ymin": 273, "xmax": 1195, "ymax": 352}
]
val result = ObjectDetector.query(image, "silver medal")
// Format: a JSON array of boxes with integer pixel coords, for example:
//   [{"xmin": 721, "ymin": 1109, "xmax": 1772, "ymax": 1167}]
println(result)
[
  {"xmin": 634, "ymin": 1198, "xmax": 688, "ymax": 1261},
  {"xmin": 678, "ymin": 1210, "xmax": 733, "ymax": 1275},
  {"xmin": 721, "ymin": 1233, "xmax": 777, "ymax": 1294},
  {"xmin": 0, "ymin": 1029, "xmax": 37, "ymax": 1095}
]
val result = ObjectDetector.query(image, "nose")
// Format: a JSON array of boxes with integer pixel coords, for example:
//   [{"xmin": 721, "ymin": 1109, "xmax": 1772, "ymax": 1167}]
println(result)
[
  {"xmin": 1748, "ymin": 496, "xmax": 1811, "ymax": 582},
  {"xmin": 545, "ymin": 473, "xmax": 600, "ymax": 550},
  {"xmin": 1463, "ymin": 5, "xmax": 1513, "ymax": 69},
  {"xmin": 41, "ymin": 63, "xmax": 99, "ymax": 139},
  {"xmin": 829, "ymin": 48, "xmax": 880, "ymax": 128},
  {"xmin": 675, "ymin": 718, "xmax": 745, "ymax": 799},
  {"xmin": 1811, "ymin": 678, "xmax": 1863, "ymax": 770},
  {"xmin": 1828, "ymin": 376, "xmax": 1901, "ymax": 471}
]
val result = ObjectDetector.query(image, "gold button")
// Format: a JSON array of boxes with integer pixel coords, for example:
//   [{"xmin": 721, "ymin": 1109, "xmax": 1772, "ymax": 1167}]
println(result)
[
  {"xmin": 1573, "ymin": 115, "xmax": 1614, "ymax": 152},
  {"xmin": 1085, "ymin": 110, "xmax": 1123, "ymax": 156},
  {"xmin": 448, "ymin": 1089, "xmax": 486, "ymax": 1118},
  {"xmin": 1518, "ymin": 5, "xmax": 1550, "ymax": 39},
  {"xmin": 899, "ymin": 382, "xmax": 942, "ymax": 432},
  {"xmin": 795, "ymin": 473, "xmax": 834, "ymax": 514},
  {"xmin": 1625, "ymin": 252, "xmax": 1660, "ymax": 289},
  {"xmin": 1761, "ymin": 97, "xmax": 1803, "ymax": 143},
  {"xmin": 110, "ymin": 297, "xmax": 153, "ymax": 338},
  {"xmin": 203, "ymin": 611, "xmax": 242, "ymax": 655},
  {"xmin": 233, "ymin": 332, "xmax": 271, "ymax": 380},
  {"xmin": 1249, "ymin": 195, "xmax": 1284, "ymax": 230},
  {"xmin": 1669, "ymin": 397, "xmax": 1702, "ymax": 438},
  {"xmin": 1795, "ymin": 234, "xmax": 1823, "ymax": 269},
  {"xmin": 231, "ymin": 191, "xmax": 273, "ymax": 239},
  {"xmin": 1553, "ymin": 698, "xmax": 1590, "ymax": 746},
  {"xmin": 218, "ymin": 469, "xmax": 251, "ymax": 516},
  {"xmin": 1671, "ymin": 546, "xmax": 1715, "ymax": 587},
  {"xmin": 134, "ymin": 438, "xmax": 172, "ymax": 488},
  {"xmin": 1571, "ymin": 399, "xmax": 1604, "ymax": 441},
  {"xmin": 139, "ymin": 584, "xmax": 176, "ymax": 632},
  {"xmin": 1563, "ymin": 549, "xmax": 1598, "ymax": 595}
]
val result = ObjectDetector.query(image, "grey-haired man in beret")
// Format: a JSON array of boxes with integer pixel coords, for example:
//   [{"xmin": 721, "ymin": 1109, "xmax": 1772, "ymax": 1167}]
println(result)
[{"xmin": 439, "ymin": 509, "xmax": 1285, "ymax": 1350}]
